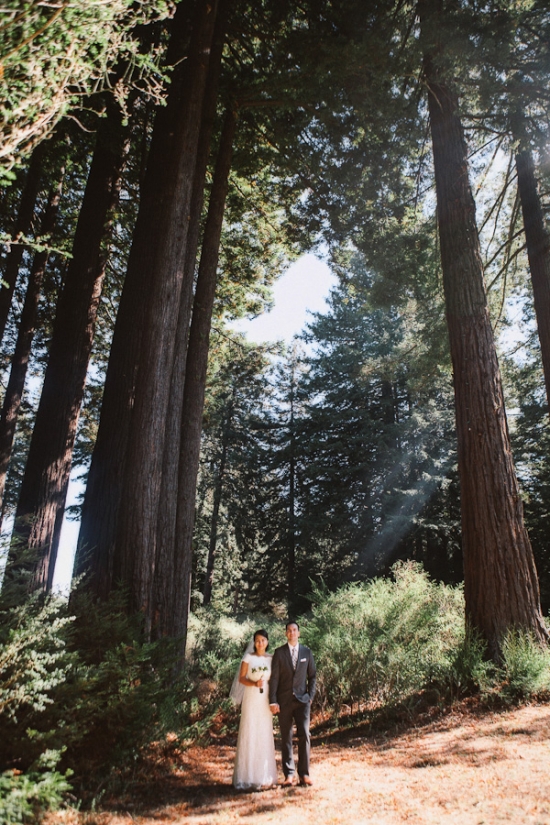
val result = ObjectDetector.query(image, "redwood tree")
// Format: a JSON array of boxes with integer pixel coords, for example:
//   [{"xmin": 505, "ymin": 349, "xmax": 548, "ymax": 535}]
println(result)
[
  {"xmin": 10, "ymin": 99, "xmax": 128, "ymax": 594},
  {"xmin": 163, "ymin": 105, "xmax": 238, "ymax": 643},
  {"xmin": 75, "ymin": 0, "xmax": 198, "ymax": 595},
  {"xmin": 421, "ymin": 0, "xmax": 547, "ymax": 656},
  {"xmin": 0, "ymin": 168, "xmax": 64, "ymax": 515},
  {"xmin": 154, "ymin": 0, "xmax": 231, "ymax": 636},
  {"xmin": 513, "ymin": 117, "xmax": 550, "ymax": 407},
  {"xmin": 113, "ymin": 0, "xmax": 221, "ymax": 630},
  {"xmin": 0, "ymin": 141, "xmax": 46, "ymax": 344}
]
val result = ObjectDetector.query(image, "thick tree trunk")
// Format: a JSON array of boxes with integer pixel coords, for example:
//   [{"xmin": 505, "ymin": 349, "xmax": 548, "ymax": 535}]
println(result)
[
  {"xmin": 114, "ymin": 0, "xmax": 220, "ymax": 630},
  {"xmin": 168, "ymin": 106, "xmax": 237, "ymax": 645},
  {"xmin": 154, "ymin": 0, "xmax": 231, "ymax": 635},
  {"xmin": 423, "ymin": 45, "xmax": 547, "ymax": 655},
  {"xmin": 0, "ymin": 172, "xmax": 64, "ymax": 517},
  {"xmin": 10, "ymin": 102, "xmax": 128, "ymax": 594},
  {"xmin": 514, "ymin": 139, "xmax": 550, "ymax": 406},
  {"xmin": 75, "ymin": 0, "xmax": 197, "ymax": 593},
  {"xmin": 0, "ymin": 142, "xmax": 46, "ymax": 345}
]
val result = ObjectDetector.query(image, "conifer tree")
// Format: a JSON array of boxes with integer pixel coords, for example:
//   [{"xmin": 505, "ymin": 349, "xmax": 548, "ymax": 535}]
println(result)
[
  {"xmin": 8, "ymin": 99, "xmax": 129, "ymax": 594},
  {"xmin": 420, "ymin": 0, "xmax": 547, "ymax": 654},
  {"xmin": 113, "ymin": 0, "xmax": 221, "ymax": 632},
  {"xmin": 0, "ymin": 165, "xmax": 65, "ymax": 515}
]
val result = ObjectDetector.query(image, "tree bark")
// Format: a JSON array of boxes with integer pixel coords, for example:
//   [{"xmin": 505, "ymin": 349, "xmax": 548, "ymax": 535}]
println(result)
[
  {"xmin": 202, "ymin": 400, "xmax": 232, "ymax": 606},
  {"xmin": 0, "ymin": 142, "xmax": 46, "ymax": 345},
  {"xmin": 74, "ymin": 0, "xmax": 197, "ymax": 594},
  {"xmin": 0, "ymin": 171, "xmax": 64, "ymax": 517},
  {"xmin": 10, "ymin": 101, "xmax": 128, "ymax": 594},
  {"xmin": 168, "ymin": 106, "xmax": 238, "ymax": 645},
  {"xmin": 287, "ymin": 356, "xmax": 297, "ymax": 611},
  {"xmin": 154, "ymin": 0, "xmax": 231, "ymax": 635},
  {"xmin": 422, "ymin": 25, "xmax": 547, "ymax": 655},
  {"xmin": 514, "ymin": 131, "xmax": 550, "ymax": 406},
  {"xmin": 114, "ymin": 0, "xmax": 220, "ymax": 630}
]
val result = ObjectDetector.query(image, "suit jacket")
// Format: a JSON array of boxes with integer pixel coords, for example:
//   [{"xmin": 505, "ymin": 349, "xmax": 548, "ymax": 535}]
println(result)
[{"xmin": 269, "ymin": 643, "xmax": 316, "ymax": 707}]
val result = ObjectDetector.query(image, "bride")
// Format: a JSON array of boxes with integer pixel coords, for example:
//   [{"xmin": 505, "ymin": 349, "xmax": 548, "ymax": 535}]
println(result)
[{"xmin": 231, "ymin": 629, "xmax": 277, "ymax": 790}]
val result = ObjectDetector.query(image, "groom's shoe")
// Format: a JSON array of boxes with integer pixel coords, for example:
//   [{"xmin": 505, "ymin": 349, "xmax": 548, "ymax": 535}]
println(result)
[
  {"xmin": 282, "ymin": 776, "xmax": 295, "ymax": 787},
  {"xmin": 299, "ymin": 775, "xmax": 313, "ymax": 786}
]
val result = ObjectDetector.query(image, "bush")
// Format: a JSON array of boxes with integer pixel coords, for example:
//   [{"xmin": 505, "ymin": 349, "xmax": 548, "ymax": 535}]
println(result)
[
  {"xmin": 0, "ymin": 764, "xmax": 71, "ymax": 825},
  {"xmin": 0, "ymin": 591, "xmax": 74, "ymax": 824},
  {"xmin": 305, "ymin": 562, "xmax": 465, "ymax": 710},
  {"xmin": 445, "ymin": 628, "xmax": 494, "ymax": 699},
  {"xmin": 0, "ymin": 586, "xmax": 196, "ymax": 818},
  {"xmin": 0, "ymin": 594, "xmax": 75, "ymax": 771},
  {"xmin": 499, "ymin": 629, "xmax": 550, "ymax": 701}
]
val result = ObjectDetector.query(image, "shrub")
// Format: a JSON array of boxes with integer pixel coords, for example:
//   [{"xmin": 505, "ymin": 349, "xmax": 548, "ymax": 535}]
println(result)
[
  {"xmin": 445, "ymin": 628, "xmax": 494, "ymax": 699},
  {"xmin": 0, "ymin": 765, "xmax": 71, "ymax": 825},
  {"xmin": 499, "ymin": 629, "xmax": 550, "ymax": 701},
  {"xmin": 0, "ymin": 591, "xmax": 74, "ymax": 824},
  {"xmin": 305, "ymin": 562, "xmax": 465, "ymax": 710},
  {"xmin": 0, "ymin": 586, "xmax": 196, "ymax": 817}
]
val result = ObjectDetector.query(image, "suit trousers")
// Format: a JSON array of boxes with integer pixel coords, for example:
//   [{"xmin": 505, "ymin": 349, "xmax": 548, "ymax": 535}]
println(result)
[{"xmin": 279, "ymin": 697, "xmax": 311, "ymax": 778}]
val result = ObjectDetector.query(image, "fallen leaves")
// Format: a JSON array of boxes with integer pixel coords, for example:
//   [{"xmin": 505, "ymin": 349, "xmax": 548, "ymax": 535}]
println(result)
[{"xmin": 47, "ymin": 702, "xmax": 550, "ymax": 825}]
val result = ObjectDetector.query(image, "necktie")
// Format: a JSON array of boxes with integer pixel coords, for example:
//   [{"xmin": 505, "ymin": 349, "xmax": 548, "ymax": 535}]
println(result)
[{"xmin": 291, "ymin": 645, "xmax": 298, "ymax": 670}]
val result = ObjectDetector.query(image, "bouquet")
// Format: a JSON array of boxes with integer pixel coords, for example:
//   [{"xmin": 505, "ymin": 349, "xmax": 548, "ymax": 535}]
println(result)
[{"xmin": 250, "ymin": 665, "xmax": 268, "ymax": 693}]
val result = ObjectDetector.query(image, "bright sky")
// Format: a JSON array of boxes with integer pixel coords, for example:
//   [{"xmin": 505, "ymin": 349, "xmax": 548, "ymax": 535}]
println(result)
[
  {"xmin": 231, "ymin": 252, "xmax": 336, "ymax": 343},
  {"xmin": 51, "ymin": 253, "xmax": 336, "ymax": 592}
]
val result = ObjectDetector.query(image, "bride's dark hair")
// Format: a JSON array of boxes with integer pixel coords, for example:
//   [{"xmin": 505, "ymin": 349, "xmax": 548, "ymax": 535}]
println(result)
[{"xmin": 253, "ymin": 629, "xmax": 269, "ymax": 652}]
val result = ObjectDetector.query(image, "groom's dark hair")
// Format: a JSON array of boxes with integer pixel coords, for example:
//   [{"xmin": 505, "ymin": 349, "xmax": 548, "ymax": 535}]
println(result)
[{"xmin": 285, "ymin": 620, "xmax": 299, "ymax": 630}]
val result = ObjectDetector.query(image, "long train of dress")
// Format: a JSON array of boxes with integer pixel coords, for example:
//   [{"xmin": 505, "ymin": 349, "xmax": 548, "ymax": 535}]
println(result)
[{"xmin": 233, "ymin": 653, "xmax": 278, "ymax": 789}]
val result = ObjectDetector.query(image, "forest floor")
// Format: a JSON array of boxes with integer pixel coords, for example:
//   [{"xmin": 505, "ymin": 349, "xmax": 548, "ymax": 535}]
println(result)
[{"xmin": 49, "ymin": 700, "xmax": 550, "ymax": 825}]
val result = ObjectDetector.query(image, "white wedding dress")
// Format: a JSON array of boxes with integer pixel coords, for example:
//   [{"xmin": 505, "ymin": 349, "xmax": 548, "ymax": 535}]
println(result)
[{"xmin": 233, "ymin": 653, "xmax": 278, "ymax": 789}]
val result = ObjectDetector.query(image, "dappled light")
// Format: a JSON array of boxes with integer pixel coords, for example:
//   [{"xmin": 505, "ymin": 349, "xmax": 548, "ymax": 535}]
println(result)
[
  {"xmin": 2, "ymin": 0, "xmax": 550, "ymax": 821},
  {"xmin": 45, "ymin": 705, "xmax": 550, "ymax": 824}
]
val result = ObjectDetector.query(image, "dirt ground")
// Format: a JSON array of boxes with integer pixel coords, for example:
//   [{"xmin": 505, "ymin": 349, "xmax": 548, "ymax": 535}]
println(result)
[{"xmin": 50, "ymin": 702, "xmax": 550, "ymax": 825}]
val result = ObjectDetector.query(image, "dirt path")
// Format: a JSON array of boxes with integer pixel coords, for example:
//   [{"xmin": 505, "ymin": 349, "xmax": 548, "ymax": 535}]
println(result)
[{"xmin": 52, "ymin": 703, "xmax": 550, "ymax": 825}]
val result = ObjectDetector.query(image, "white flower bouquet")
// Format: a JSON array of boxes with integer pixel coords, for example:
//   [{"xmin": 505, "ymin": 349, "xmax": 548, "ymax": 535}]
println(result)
[{"xmin": 250, "ymin": 665, "xmax": 268, "ymax": 693}]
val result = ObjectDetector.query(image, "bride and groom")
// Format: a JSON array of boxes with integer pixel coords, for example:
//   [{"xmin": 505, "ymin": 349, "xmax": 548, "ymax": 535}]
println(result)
[{"xmin": 231, "ymin": 621, "xmax": 317, "ymax": 790}]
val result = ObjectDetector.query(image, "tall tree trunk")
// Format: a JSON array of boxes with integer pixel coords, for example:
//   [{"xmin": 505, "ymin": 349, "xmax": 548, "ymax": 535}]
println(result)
[
  {"xmin": 0, "ymin": 171, "xmax": 64, "ymax": 517},
  {"xmin": 287, "ymin": 354, "xmax": 297, "ymax": 611},
  {"xmin": 0, "ymin": 142, "xmax": 46, "ymax": 345},
  {"xmin": 202, "ymin": 399, "xmax": 233, "ymax": 606},
  {"xmin": 168, "ymin": 106, "xmax": 237, "ymax": 645},
  {"xmin": 513, "ymin": 124, "xmax": 550, "ymax": 406},
  {"xmin": 422, "ymin": 14, "xmax": 547, "ymax": 655},
  {"xmin": 114, "ymin": 0, "xmax": 220, "ymax": 630},
  {"xmin": 154, "ymin": 0, "xmax": 231, "ymax": 635},
  {"xmin": 9, "ymin": 101, "xmax": 128, "ymax": 594},
  {"xmin": 75, "ymin": 0, "xmax": 197, "ymax": 594}
]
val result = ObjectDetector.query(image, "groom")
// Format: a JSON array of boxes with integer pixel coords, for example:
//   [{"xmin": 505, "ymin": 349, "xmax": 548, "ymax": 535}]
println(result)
[{"xmin": 269, "ymin": 621, "xmax": 316, "ymax": 786}]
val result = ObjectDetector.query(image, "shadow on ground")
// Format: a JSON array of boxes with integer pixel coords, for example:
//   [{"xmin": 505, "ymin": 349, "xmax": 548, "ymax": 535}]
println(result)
[{"xmin": 79, "ymin": 701, "xmax": 550, "ymax": 824}]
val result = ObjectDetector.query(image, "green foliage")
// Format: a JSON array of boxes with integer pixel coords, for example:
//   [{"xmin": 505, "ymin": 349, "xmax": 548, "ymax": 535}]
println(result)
[
  {"xmin": 499, "ymin": 629, "xmax": 550, "ymax": 701},
  {"xmin": 0, "ymin": 765, "xmax": 71, "ymax": 825},
  {"xmin": 446, "ymin": 629, "xmax": 494, "ymax": 700},
  {"xmin": 0, "ymin": 585, "xmax": 198, "ymax": 815},
  {"xmin": 194, "ymin": 250, "xmax": 460, "ymax": 615},
  {"xmin": 0, "ymin": 588, "xmax": 73, "ymax": 823},
  {"xmin": 306, "ymin": 562, "xmax": 465, "ymax": 711},
  {"xmin": 0, "ymin": 0, "xmax": 171, "ymax": 176},
  {"xmin": 187, "ymin": 568, "xmax": 550, "ymax": 728}
]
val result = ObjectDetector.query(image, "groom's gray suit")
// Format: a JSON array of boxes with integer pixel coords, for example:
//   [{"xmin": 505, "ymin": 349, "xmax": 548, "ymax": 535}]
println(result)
[{"xmin": 269, "ymin": 642, "xmax": 316, "ymax": 779}]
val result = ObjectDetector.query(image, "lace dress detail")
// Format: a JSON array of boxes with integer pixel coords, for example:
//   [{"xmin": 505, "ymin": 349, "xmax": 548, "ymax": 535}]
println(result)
[{"xmin": 233, "ymin": 653, "xmax": 277, "ymax": 789}]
